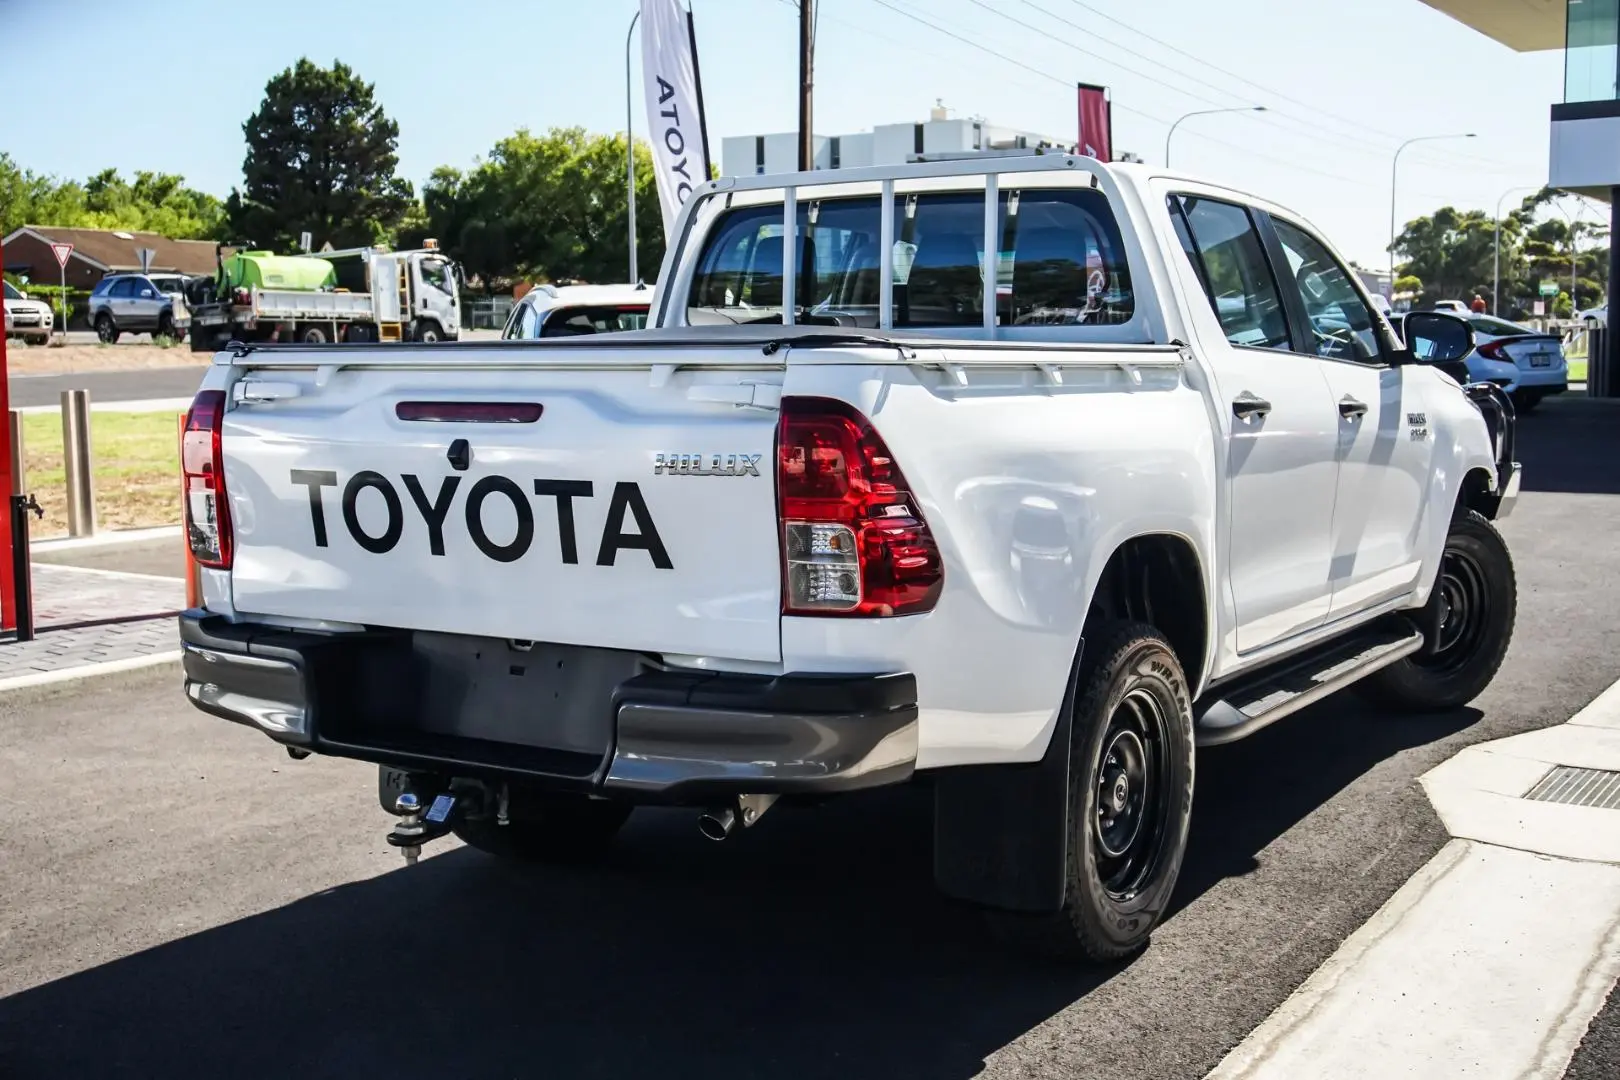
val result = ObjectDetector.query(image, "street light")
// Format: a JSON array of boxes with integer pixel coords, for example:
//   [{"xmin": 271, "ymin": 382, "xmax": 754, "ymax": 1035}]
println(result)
[
  {"xmin": 1494, "ymin": 186, "xmax": 1539, "ymax": 315},
  {"xmin": 1165, "ymin": 106, "xmax": 1267, "ymax": 168},
  {"xmin": 1389, "ymin": 133, "xmax": 1475, "ymax": 303},
  {"xmin": 626, "ymin": 9, "xmax": 641, "ymax": 285}
]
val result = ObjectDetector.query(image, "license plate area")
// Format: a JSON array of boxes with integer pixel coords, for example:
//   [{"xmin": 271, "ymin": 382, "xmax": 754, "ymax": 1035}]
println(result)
[
  {"xmin": 316, "ymin": 631, "xmax": 649, "ymax": 778},
  {"xmin": 1530, "ymin": 353, "xmax": 1552, "ymax": 367}
]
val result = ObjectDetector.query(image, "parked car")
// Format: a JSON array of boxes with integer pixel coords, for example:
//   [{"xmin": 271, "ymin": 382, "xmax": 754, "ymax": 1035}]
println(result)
[
  {"xmin": 3, "ymin": 280, "xmax": 54, "ymax": 344},
  {"xmin": 501, "ymin": 283, "xmax": 652, "ymax": 338},
  {"xmin": 1578, "ymin": 304, "xmax": 1607, "ymax": 326},
  {"xmin": 177, "ymin": 156, "xmax": 1518, "ymax": 965},
  {"xmin": 87, "ymin": 273, "xmax": 192, "ymax": 343},
  {"xmin": 1388, "ymin": 311, "xmax": 1567, "ymax": 410},
  {"xmin": 1432, "ymin": 299, "xmax": 1468, "ymax": 314}
]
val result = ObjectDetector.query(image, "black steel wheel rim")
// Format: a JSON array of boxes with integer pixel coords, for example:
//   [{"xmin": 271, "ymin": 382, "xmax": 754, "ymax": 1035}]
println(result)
[
  {"xmin": 1418, "ymin": 543, "xmax": 1491, "ymax": 675},
  {"xmin": 1092, "ymin": 685, "xmax": 1171, "ymax": 902}
]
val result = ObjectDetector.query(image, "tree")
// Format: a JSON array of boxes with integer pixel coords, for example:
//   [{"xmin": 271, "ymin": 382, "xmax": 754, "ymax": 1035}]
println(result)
[
  {"xmin": 227, "ymin": 59, "xmax": 413, "ymax": 252},
  {"xmin": 0, "ymin": 154, "xmax": 224, "ymax": 239},
  {"xmin": 419, "ymin": 128, "xmax": 665, "ymax": 291}
]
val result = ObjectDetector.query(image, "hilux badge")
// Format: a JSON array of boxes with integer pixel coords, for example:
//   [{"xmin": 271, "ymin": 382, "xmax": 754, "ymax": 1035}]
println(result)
[{"xmin": 654, "ymin": 453, "xmax": 763, "ymax": 477}]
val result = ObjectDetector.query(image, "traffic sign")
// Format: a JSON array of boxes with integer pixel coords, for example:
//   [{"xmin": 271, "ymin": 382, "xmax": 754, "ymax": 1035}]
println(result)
[
  {"xmin": 137, "ymin": 247, "xmax": 156, "ymax": 273},
  {"xmin": 50, "ymin": 243, "xmax": 72, "ymax": 269},
  {"xmin": 1539, "ymin": 280, "xmax": 1560, "ymax": 298}
]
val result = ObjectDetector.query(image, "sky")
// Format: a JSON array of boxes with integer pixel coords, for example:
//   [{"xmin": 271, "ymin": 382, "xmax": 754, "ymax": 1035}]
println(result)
[{"xmin": 0, "ymin": 0, "xmax": 1575, "ymax": 269}]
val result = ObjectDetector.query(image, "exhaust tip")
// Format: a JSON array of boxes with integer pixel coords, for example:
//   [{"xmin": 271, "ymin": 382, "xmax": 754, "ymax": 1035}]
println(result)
[{"xmin": 697, "ymin": 807, "xmax": 737, "ymax": 841}]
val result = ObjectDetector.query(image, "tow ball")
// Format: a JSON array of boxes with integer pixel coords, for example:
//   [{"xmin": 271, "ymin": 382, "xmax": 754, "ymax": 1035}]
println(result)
[{"xmin": 386, "ymin": 792, "xmax": 460, "ymax": 866}]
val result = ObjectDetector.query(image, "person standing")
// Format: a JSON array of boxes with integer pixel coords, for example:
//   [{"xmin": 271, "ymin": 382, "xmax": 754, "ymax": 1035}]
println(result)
[{"xmin": 1471, "ymin": 293, "xmax": 1487, "ymax": 313}]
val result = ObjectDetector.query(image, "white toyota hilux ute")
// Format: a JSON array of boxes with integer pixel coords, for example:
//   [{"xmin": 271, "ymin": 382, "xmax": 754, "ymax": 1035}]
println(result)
[{"xmin": 179, "ymin": 154, "xmax": 1520, "ymax": 963}]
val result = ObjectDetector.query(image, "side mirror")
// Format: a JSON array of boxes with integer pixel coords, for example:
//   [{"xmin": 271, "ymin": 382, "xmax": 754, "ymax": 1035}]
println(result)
[
  {"xmin": 1402, "ymin": 311, "xmax": 1473, "ymax": 363},
  {"xmin": 141, "ymin": 289, "xmax": 154, "ymax": 298}
]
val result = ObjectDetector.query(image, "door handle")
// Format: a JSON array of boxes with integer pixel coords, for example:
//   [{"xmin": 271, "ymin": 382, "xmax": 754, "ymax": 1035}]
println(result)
[
  {"xmin": 1338, "ymin": 395, "xmax": 1369, "ymax": 418},
  {"xmin": 1232, "ymin": 391, "xmax": 1272, "ymax": 420}
]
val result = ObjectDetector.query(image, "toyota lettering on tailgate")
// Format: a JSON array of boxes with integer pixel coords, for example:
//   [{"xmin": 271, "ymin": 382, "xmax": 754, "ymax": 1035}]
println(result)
[{"xmin": 290, "ymin": 469, "xmax": 674, "ymax": 569}]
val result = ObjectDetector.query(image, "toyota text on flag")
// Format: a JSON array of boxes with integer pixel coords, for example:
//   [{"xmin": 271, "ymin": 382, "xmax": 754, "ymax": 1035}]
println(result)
[{"xmin": 641, "ymin": 0, "xmax": 710, "ymax": 237}]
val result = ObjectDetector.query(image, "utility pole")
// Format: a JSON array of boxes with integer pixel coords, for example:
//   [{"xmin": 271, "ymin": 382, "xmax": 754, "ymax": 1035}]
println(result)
[{"xmin": 798, "ymin": 0, "xmax": 815, "ymax": 171}]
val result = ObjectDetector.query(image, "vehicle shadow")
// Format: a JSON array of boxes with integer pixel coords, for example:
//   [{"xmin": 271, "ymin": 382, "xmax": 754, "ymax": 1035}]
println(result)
[
  {"xmin": 1516, "ymin": 396, "xmax": 1620, "ymax": 496},
  {"xmin": 0, "ymin": 704, "xmax": 1479, "ymax": 1080}
]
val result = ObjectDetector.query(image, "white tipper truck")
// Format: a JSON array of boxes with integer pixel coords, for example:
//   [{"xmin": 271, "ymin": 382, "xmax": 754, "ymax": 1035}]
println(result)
[{"xmin": 177, "ymin": 152, "xmax": 1519, "ymax": 963}]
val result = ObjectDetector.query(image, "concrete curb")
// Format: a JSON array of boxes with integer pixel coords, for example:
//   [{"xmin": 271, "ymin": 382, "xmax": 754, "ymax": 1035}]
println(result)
[{"xmin": 0, "ymin": 650, "xmax": 181, "ymax": 697}]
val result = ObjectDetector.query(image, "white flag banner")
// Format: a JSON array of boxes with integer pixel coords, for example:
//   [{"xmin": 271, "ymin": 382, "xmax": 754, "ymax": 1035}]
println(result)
[{"xmin": 641, "ymin": 0, "xmax": 710, "ymax": 238}]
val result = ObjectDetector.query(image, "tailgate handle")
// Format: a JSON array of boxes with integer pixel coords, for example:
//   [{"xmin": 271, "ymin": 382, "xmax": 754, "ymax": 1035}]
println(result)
[
  {"xmin": 233, "ymin": 380, "xmax": 302, "ymax": 404},
  {"xmin": 685, "ymin": 382, "xmax": 782, "ymax": 410}
]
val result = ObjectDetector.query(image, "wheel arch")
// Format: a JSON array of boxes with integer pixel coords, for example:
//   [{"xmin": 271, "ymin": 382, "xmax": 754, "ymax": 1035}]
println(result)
[{"xmin": 1085, "ymin": 530, "xmax": 1214, "ymax": 697}]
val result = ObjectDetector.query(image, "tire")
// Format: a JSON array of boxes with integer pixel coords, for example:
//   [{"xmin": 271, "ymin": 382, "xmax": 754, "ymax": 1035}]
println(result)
[
  {"xmin": 299, "ymin": 324, "xmax": 329, "ymax": 344},
  {"xmin": 94, "ymin": 313, "xmax": 119, "ymax": 344},
  {"xmin": 1362, "ymin": 509, "xmax": 1516, "ymax": 712},
  {"xmin": 189, "ymin": 329, "xmax": 216, "ymax": 353},
  {"xmin": 992, "ymin": 621, "xmax": 1195, "ymax": 964},
  {"xmin": 452, "ymin": 794, "xmax": 633, "ymax": 864},
  {"xmin": 156, "ymin": 312, "xmax": 175, "ymax": 341},
  {"xmin": 24, "ymin": 334, "xmax": 48, "ymax": 346},
  {"xmin": 414, "ymin": 321, "xmax": 442, "ymax": 343},
  {"xmin": 1514, "ymin": 391, "xmax": 1542, "ymax": 414}
]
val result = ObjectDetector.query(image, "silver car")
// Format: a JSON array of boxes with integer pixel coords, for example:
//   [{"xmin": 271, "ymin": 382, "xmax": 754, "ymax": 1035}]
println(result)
[
  {"xmin": 3, "ymin": 280, "xmax": 54, "ymax": 345},
  {"xmin": 87, "ymin": 273, "xmax": 192, "ymax": 343}
]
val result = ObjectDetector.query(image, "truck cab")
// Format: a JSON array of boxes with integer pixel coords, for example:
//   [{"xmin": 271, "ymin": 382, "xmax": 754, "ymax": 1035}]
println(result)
[{"xmin": 318, "ymin": 244, "xmax": 462, "ymax": 342}]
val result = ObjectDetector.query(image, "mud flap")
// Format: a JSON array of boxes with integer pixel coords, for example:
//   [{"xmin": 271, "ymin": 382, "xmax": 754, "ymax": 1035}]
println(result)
[{"xmin": 932, "ymin": 638, "xmax": 1081, "ymax": 913}]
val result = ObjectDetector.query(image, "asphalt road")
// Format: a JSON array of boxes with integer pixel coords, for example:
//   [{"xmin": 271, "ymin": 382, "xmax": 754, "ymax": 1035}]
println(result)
[
  {"xmin": 1, "ymin": 395, "xmax": 1618, "ymax": 1079},
  {"xmin": 7, "ymin": 366, "xmax": 205, "ymax": 408}
]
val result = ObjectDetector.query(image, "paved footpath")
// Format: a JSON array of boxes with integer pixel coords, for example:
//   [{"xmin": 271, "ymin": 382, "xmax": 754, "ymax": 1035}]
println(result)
[{"xmin": 0, "ymin": 546, "xmax": 184, "ymax": 687}]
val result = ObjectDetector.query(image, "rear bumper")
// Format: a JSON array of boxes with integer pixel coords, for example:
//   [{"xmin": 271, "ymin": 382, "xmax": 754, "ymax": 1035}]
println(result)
[{"xmin": 179, "ymin": 610, "xmax": 918, "ymax": 799}]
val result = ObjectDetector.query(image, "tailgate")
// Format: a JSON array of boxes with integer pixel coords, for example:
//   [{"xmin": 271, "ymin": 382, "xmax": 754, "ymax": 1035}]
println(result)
[{"xmin": 221, "ymin": 358, "xmax": 784, "ymax": 663}]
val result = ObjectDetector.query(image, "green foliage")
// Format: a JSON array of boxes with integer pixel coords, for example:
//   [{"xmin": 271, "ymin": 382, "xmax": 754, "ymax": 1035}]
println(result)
[
  {"xmin": 0, "ymin": 152, "xmax": 223, "ymax": 239},
  {"xmin": 420, "ymin": 127, "xmax": 665, "ymax": 290},
  {"xmin": 227, "ymin": 59, "xmax": 413, "ymax": 252},
  {"xmin": 1393, "ymin": 186, "xmax": 1611, "ymax": 318}
]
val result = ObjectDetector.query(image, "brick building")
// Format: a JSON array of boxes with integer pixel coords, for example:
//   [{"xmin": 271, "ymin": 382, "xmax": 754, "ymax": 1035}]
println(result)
[{"xmin": 1, "ymin": 226, "xmax": 224, "ymax": 291}]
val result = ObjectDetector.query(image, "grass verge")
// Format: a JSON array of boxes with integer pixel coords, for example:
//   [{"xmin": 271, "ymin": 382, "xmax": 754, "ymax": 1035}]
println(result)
[
  {"xmin": 21, "ymin": 411, "xmax": 179, "ymax": 539},
  {"xmin": 1570, "ymin": 358, "xmax": 1588, "ymax": 383}
]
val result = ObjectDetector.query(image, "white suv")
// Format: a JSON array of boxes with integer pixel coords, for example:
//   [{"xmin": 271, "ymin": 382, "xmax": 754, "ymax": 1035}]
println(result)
[{"xmin": 3, "ymin": 281, "xmax": 54, "ymax": 345}]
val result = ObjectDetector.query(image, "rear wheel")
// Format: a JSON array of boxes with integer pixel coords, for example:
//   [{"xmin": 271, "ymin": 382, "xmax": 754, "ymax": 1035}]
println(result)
[
  {"xmin": 298, "ymin": 324, "xmax": 329, "ymax": 344},
  {"xmin": 991, "ymin": 621, "xmax": 1195, "ymax": 963},
  {"xmin": 1362, "ymin": 510, "xmax": 1516, "ymax": 712},
  {"xmin": 453, "ymin": 794, "xmax": 633, "ymax": 864}
]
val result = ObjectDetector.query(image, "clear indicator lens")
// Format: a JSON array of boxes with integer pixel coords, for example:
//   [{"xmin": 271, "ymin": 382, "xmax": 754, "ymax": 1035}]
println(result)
[{"xmin": 785, "ymin": 522, "xmax": 860, "ymax": 609}]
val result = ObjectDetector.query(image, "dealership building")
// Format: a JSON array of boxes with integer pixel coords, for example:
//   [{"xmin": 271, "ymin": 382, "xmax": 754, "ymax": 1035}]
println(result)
[{"xmin": 1420, "ymin": 0, "xmax": 1620, "ymax": 378}]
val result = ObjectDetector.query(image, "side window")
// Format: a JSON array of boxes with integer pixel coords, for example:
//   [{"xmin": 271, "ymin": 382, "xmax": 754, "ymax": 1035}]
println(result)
[
  {"xmin": 1172, "ymin": 195, "xmax": 1290, "ymax": 352},
  {"xmin": 1270, "ymin": 218, "xmax": 1382, "ymax": 364},
  {"xmin": 503, "ymin": 298, "xmax": 537, "ymax": 339},
  {"xmin": 109, "ymin": 278, "xmax": 138, "ymax": 298}
]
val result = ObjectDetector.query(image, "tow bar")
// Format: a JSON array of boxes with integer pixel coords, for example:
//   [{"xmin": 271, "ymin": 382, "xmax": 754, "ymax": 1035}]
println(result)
[{"xmin": 386, "ymin": 791, "xmax": 459, "ymax": 865}]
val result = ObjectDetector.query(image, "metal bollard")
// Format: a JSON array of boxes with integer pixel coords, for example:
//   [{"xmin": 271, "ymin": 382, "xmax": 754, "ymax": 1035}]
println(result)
[
  {"xmin": 60, "ymin": 389, "xmax": 95, "ymax": 538},
  {"xmin": 8, "ymin": 409, "xmax": 23, "ymax": 497}
]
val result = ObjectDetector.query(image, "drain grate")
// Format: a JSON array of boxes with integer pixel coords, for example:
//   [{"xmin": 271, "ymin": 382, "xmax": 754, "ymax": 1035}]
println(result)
[{"xmin": 1525, "ymin": 766, "xmax": 1620, "ymax": 809}]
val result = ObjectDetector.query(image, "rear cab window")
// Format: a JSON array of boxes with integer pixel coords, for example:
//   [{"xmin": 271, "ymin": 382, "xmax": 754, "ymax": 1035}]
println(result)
[
  {"xmin": 684, "ymin": 184, "xmax": 1135, "ymax": 333},
  {"xmin": 540, "ymin": 305, "xmax": 650, "ymax": 336}
]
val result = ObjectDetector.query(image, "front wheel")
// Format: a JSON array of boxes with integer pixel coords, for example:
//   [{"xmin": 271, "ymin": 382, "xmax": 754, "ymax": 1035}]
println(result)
[
  {"xmin": 1362, "ymin": 509, "xmax": 1516, "ymax": 712},
  {"xmin": 413, "ymin": 321, "xmax": 442, "ymax": 343},
  {"xmin": 453, "ymin": 794, "xmax": 633, "ymax": 864},
  {"xmin": 94, "ymin": 313, "xmax": 119, "ymax": 344},
  {"xmin": 992, "ymin": 621, "xmax": 1195, "ymax": 963}
]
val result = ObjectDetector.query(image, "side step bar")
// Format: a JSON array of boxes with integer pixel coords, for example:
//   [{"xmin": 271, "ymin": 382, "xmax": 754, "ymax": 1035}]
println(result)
[{"xmin": 1194, "ymin": 622, "xmax": 1425, "ymax": 747}]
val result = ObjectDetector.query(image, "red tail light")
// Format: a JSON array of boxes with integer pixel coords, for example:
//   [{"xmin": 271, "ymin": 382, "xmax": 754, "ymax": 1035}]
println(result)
[
  {"xmin": 777, "ymin": 397, "xmax": 943, "ymax": 616},
  {"xmin": 1475, "ymin": 340, "xmax": 1508, "ymax": 361},
  {"xmin": 182, "ymin": 389, "xmax": 232, "ymax": 569}
]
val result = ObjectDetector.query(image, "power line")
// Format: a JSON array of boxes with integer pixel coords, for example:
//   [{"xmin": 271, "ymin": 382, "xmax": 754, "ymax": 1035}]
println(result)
[
  {"xmin": 863, "ymin": 0, "xmax": 1407, "ymax": 191},
  {"xmin": 1049, "ymin": 0, "xmax": 1526, "ymax": 172}
]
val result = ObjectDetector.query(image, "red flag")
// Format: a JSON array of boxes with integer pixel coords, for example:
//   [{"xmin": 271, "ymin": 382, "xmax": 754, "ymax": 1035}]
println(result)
[{"xmin": 1077, "ymin": 83, "xmax": 1113, "ymax": 163}]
